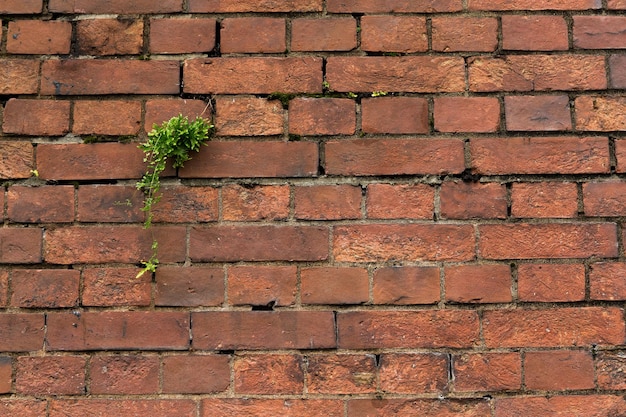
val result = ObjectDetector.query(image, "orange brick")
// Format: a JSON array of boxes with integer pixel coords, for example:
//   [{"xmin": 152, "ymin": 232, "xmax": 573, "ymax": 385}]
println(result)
[
  {"xmin": 307, "ymin": 354, "xmax": 376, "ymax": 394},
  {"xmin": 434, "ymin": 97, "xmax": 500, "ymax": 133},
  {"xmin": 444, "ymin": 264, "xmax": 512, "ymax": 304},
  {"xmin": 289, "ymin": 98, "xmax": 356, "ymax": 136},
  {"xmin": 373, "ymin": 266, "xmax": 440, "ymax": 305},
  {"xmin": 16, "ymin": 356, "xmax": 85, "ymax": 395},
  {"xmin": 517, "ymin": 263, "xmax": 586, "ymax": 302},
  {"xmin": 228, "ymin": 266, "xmax": 297, "ymax": 307},
  {"xmin": 361, "ymin": 16, "xmax": 427, "ymax": 53},
  {"xmin": 222, "ymin": 184, "xmax": 289, "ymax": 221},
  {"xmin": 589, "ymin": 262, "xmax": 626, "ymax": 301},
  {"xmin": 327, "ymin": 0, "xmax": 462, "ymax": 12},
  {"xmin": 215, "ymin": 96, "xmax": 283, "ymax": 137},
  {"xmin": 432, "ymin": 17, "xmax": 498, "ymax": 52},
  {"xmin": 440, "ymin": 181, "xmax": 507, "ymax": 219},
  {"xmin": 294, "ymin": 185, "xmax": 362, "ymax": 220},
  {"xmin": 145, "ymin": 99, "xmax": 209, "ymax": 133},
  {"xmin": 511, "ymin": 182, "xmax": 578, "ymax": 218},
  {"xmin": 234, "ymin": 354, "xmax": 303, "ymax": 394},
  {"xmin": 453, "ymin": 353, "xmax": 521, "ymax": 392},
  {"xmin": 366, "ymin": 183, "xmax": 434, "ymax": 219},
  {"xmin": 0, "ymin": 142, "xmax": 34, "ymax": 180},
  {"xmin": 73, "ymin": 100, "xmax": 141, "ymax": 135},
  {"xmin": 301, "ymin": 267, "xmax": 369, "ymax": 305},
  {"xmin": 150, "ymin": 18, "xmax": 216, "ymax": 54},
  {"xmin": 502, "ymin": 15, "xmax": 568, "ymax": 51},
  {"xmin": 379, "ymin": 353, "xmax": 447, "ymax": 394},
  {"xmin": 0, "ymin": 60, "xmax": 39, "ymax": 94}
]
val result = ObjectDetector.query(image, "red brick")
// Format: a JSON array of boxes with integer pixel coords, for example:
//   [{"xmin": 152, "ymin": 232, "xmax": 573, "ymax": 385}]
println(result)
[
  {"xmin": 0, "ymin": 60, "xmax": 39, "ymax": 94},
  {"xmin": 469, "ymin": 0, "xmax": 600, "ymax": 10},
  {"xmin": 348, "ymin": 399, "xmax": 491, "ymax": 417},
  {"xmin": 291, "ymin": 18, "xmax": 356, "ymax": 51},
  {"xmin": 616, "ymin": 139, "xmax": 626, "ymax": 172},
  {"xmin": 0, "ymin": 142, "xmax": 33, "ymax": 179},
  {"xmin": 505, "ymin": 95, "xmax": 572, "ymax": 131},
  {"xmin": 163, "ymin": 355, "xmax": 230, "ymax": 394},
  {"xmin": 326, "ymin": 138, "xmax": 465, "ymax": 176},
  {"xmin": 0, "ymin": 356, "xmax": 10, "ymax": 393},
  {"xmin": 525, "ymin": 350, "xmax": 594, "ymax": 390},
  {"xmin": 82, "ymin": 268, "xmax": 151, "ymax": 307},
  {"xmin": 7, "ymin": 20, "xmax": 71, "ymax": 54},
  {"xmin": 228, "ymin": 265, "xmax": 297, "ymax": 307},
  {"xmin": 589, "ymin": 262, "xmax": 626, "ymax": 301},
  {"xmin": 3, "ymin": 99, "xmax": 70, "ymax": 136},
  {"xmin": 574, "ymin": 16, "xmax": 626, "ymax": 49},
  {"xmin": 483, "ymin": 307, "xmax": 625, "ymax": 348},
  {"xmin": 189, "ymin": 0, "xmax": 322, "ymax": 12},
  {"xmin": 295, "ymin": 185, "xmax": 361, "ymax": 220},
  {"xmin": 49, "ymin": 400, "xmax": 196, "ymax": 417},
  {"xmin": 8, "ymin": 185, "xmax": 74, "ymax": 223},
  {"xmin": 453, "ymin": 353, "xmax": 521, "ymax": 392},
  {"xmin": 192, "ymin": 311, "xmax": 336, "ymax": 350},
  {"xmin": 517, "ymin": 263, "xmax": 586, "ymax": 302},
  {"xmin": 90, "ymin": 355, "xmax": 159, "ymax": 395},
  {"xmin": 307, "ymin": 354, "xmax": 375, "ymax": 394},
  {"xmin": 445, "ymin": 264, "xmax": 512, "ymax": 304},
  {"xmin": 432, "ymin": 17, "xmax": 498, "ymax": 52},
  {"xmin": 37, "ymin": 143, "xmax": 145, "ymax": 180},
  {"xmin": 469, "ymin": 55, "xmax": 606, "ymax": 92},
  {"xmin": 145, "ymin": 99, "xmax": 209, "ymax": 133},
  {"xmin": 379, "ymin": 353, "xmax": 447, "ymax": 394},
  {"xmin": 609, "ymin": 55, "xmax": 626, "ymax": 88},
  {"xmin": 502, "ymin": 15, "xmax": 569, "ymax": 51},
  {"xmin": 0, "ymin": 400, "xmax": 46, "ymax": 417},
  {"xmin": 361, "ymin": 16, "xmax": 427, "ymax": 53},
  {"xmin": 596, "ymin": 350, "xmax": 626, "ymax": 389},
  {"xmin": 334, "ymin": 224, "xmax": 474, "ymax": 262},
  {"xmin": 11, "ymin": 269, "xmax": 79, "ymax": 308},
  {"xmin": 584, "ymin": 181, "xmax": 626, "ymax": 216},
  {"xmin": 76, "ymin": 19, "xmax": 143, "ymax": 55},
  {"xmin": 576, "ymin": 96, "xmax": 626, "ymax": 131},
  {"xmin": 221, "ymin": 18, "xmax": 285, "ymax": 53},
  {"xmin": 73, "ymin": 100, "xmax": 141, "ymax": 135},
  {"xmin": 46, "ymin": 311, "xmax": 190, "ymax": 351},
  {"xmin": 152, "ymin": 186, "xmax": 218, "ymax": 223},
  {"xmin": 16, "ymin": 356, "xmax": 85, "ymax": 395},
  {"xmin": 191, "ymin": 225, "xmax": 327, "ymax": 262},
  {"xmin": 150, "ymin": 18, "xmax": 216, "ymax": 54},
  {"xmin": 609, "ymin": 0, "xmax": 626, "ymax": 8},
  {"xmin": 338, "ymin": 310, "xmax": 479, "ymax": 349},
  {"xmin": 0, "ymin": 314, "xmax": 44, "ymax": 352},
  {"xmin": 479, "ymin": 223, "xmax": 617, "ymax": 259},
  {"xmin": 156, "ymin": 266, "xmax": 224, "ymax": 307},
  {"xmin": 235, "ymin": 354, "xmax": 303, "ymax": 394},
  {"xmin": 41, "ymin": 60, "xmax": 180, "ymax": 95},
  {"xmin": 471, "ymin": 137, "xmax": 610, "ymax": 175},
  {"xmin": 511, "ymin": 182, "xmax": 578, "ymax": 218},
  {"xmin": 289, "ymin": 98, "xmax": 355, "ymax": 136},
  {"xmin": 440, "ymin": 182, "xmax": 507, "ymax": 219},
  {"xmin": 215, "ymin": 96, "xmax": 283, "ymax": 136},
  {"xmin": 327, "ymin": 0, "xmax": 462, "ymax": 12},
  {"xmin": 0, "ymin": 270, "xmax": 7, "ymax": 307},
  {"xmin": 373, "ymin": 266, "xmax": 440, "ymax": 305},
  {"xmin": 0, "ymin": 0, "xmax": 42, "ymax": 13},
  {"xmin": 301, "ymin": 267, "xmax": 369, "ymax": 305},
  {"xmin": 0, "ymin": 228, "xmax": 42, "ymax": 264},
  {"xmin": 45, "ymin": 226, "xmax": 186, "ymax": 264},
  {"xmin": 77, "ymin": 185, "xmax": 143, "ymax": 223},
  {"xmin": 222, "ymin": 184, "xmax": 289, "ymax": 221},
  {"xmin": 49, "ymin": 0, "xmax": 182, "ymax": 13},
  {"xmin": 180, "ymin": 141, "xmax": 318, "ymax": 178},
  {"xmin": 184, "ymin": 57, "xmax": 323, "ymax": 94},
  {"xmin": 326, "ymin": 57, "xmax": 465, "ymax": 93},
  {"xmin": 367, "ymin": 183, "xmax": 434, "ymax": 219},
  {"xmin": 435, "ymin": 97, "xmax": 500, "ymax": 132},
  {"xmin": 361, "ymin": 97, "xmax": 429, "ymax": 134},
  {"xmin": 201, "ymin": 399, "xmax": 343, "ymax": 417}
]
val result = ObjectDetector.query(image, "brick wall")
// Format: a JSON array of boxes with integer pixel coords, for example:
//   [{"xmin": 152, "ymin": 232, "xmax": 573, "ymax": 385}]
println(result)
[{"xmin": 1, "ymin": 1, "xmax": 626, "ymax": 416}]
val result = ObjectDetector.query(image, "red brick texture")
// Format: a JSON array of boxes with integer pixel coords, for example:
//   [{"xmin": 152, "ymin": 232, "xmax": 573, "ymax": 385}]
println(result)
[{"xmin": 1, "ymin": 2, "xmax": 625, "ymax": 415}]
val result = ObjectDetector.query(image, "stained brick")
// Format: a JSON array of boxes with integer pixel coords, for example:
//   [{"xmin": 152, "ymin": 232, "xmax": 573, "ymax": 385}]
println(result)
[
  {"xmin": 82, "ymin": 267, "xmax": 151, "ymax": 307},
  {"xmin": 502, "ymin": 15, "xmax": 569, "ymax": 51},
  {"xmin": 155, "ymin": 266, "xmax": 225, "ymax": 307},
  {"xmin": 453, "ymin": 353, "xmax": 521, "ymax": 392},
  {"xmin": 301, "ymin": 267, "xmax": 369, "ymax": 305},
  {"xmin": 511, "ymin": 182, "xmax": 578, "ymax": 218},
  {"xmin": 73, "ymin": 100, "xmax": 142, "ymax": 135},
  {"xmin": 439, "ymin": 181, "xmax": 507, "ymax": 219},
  {"xmin": 0, "ymin": 60, "xmax": 39, "ymax": 94},
  {"xmin": 235, "ymin": 354, "xmax": 303, "ymax": 394},
  {"xmin": 215, "ymin": 97, "xmax": 283, "ymax": 137},
  {"xmin": 11, "ymin": 269, "xmax": 79, "ymax": 308},
  {"xmin": 524, "ymin": 350, "xmax": 595, "ymax": 390},
  {"xmin": 162, "ymin": 355, "xmax": 230, "ymax": 394},
  {"xmin": 7, "ymin": 185, "xmax": 74, "ymax": 223},
  {"xmin": 76, "ymin": 19, "xmax": 143, "ymax": 55},
  {"xmin": 7, "ymin": 20, "xmax": 72, "ymax": 54},
  {"xmin": 49, "ymin": 400, "xmax": 196, "ymax": 417},
  {"xmin": 228, "ymin": 266, "xmax": 297, "ymax": 307},
  {"xmin": 327, "ymin": 0, "xmax": 462, "ymax": 12},
  {"xmin": 3, "ymin": 99, "xmax": 70, "ymax": 136},
  {"xmin": 574, "ymin": 16, "xmax": 626, "ymax": 49},
  {"xmin": 16, "ymin": 356, "xmax": 86, "ymax": 395},
  {"xmin": 222, "ymin": 184, "xmax": 289, "ymax": 221},
  {"xmin": 505, "ymin": 95, "xmax": 572, "ymax": 131},
  {"xmin": 49, "ymin": 0, "xmax": 182, "ymax": 13},
  {"xmin": 201, "ymin": 399, "xmax": 343, "ymax": 417},
  {"xmin": 0, "ymin": 314, "xmax": 44, "ymax": 352},
  {"xmin": 432, "ymin": 17, "xmax": 498, "ymax": 52},
  {"xmin": 90, "ymin": 355, "xmax": 159, "ymax": 395},
  {"xmin": 189, "ymin": 0, "xmax": 322, "ymax": 12},
  {"xmin": 294, "ymin": 185, "xmax": 362, "ymax": 220},
  {"xmin": 379, "ymin": 353, "xmax": 448, "ymax": 394},
  {"xmin": 0, "ymin": 142, "xmax": 34, "ymax": 180},
  {"xmin": 307, "ymin": 354, "xmax": 376, "ymax": 394},
  {"xmin": 372, "ymin": 266, "xmax": 440, "ymax": 305},
  {"xmin": 444, "ymin": 264, "xmax": 512, "ymax": 304}
]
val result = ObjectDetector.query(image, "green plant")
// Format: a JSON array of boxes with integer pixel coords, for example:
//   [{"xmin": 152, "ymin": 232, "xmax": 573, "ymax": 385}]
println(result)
[{"xmin": 136, "ymin": 114, "xmax": 213, "ymax": 277}]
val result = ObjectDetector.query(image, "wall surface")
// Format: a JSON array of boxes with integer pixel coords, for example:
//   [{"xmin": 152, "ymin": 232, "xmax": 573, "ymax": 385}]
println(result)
[{"xmin": 1, "ymin": 0, "xmax": 626, "ymax": 416}]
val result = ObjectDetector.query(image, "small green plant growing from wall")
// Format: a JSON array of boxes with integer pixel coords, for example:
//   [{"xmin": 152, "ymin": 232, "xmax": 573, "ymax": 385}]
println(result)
[{"xmin": 136, "ymin": 114, "xmax": 213, "ymax": 277}]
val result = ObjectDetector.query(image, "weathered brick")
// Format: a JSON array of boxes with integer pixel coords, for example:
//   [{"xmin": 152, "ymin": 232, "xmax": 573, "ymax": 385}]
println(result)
[
  {"xmin": 41, "ymin": 60, "xmax": 180, "ymax": 95},
  {"xmin": 295, "ymin": 185, "xmax": 361, "ymax": 220},
  {"xmin": 145, "ymin": 99, "xmax": 209, "ymax": 132},
  {"xmin": 0, "ymin": 270, "xmax": 7, "ymax": 307},
  {"xmin": 0, "ymin": 228, "xmax": 42, "ymax": 264},
  {"xmin": 468, "ymin": 0, "xmax": 601, "ymax": 10},
  {"xmin": 0, "ymin": 356, "xmax": 10, "ymax": 393},
  {"xmin": 334, "ymin": 224, "xmax": 474, "ymax": 262},
  {"xmin": 326, "ymin": 57, "xmax": 465, "ymax": 93},
  {"xmin": 301, "ymin": 267, "xmax": 369, "ymax": 305},
  {"xmin": 215, "ymin": 96, "xmax": 283, "ymax": 137},
  {"xmin": 505, "ymin": 95, "xmax": 572, "ymax": 131},
  {"xmin": 576, "ymin": 96, "xmax": 626, "ymax": 131},
  {"xmin": 483, "ymin": 307, "xmax": 625, "ymax": 348},
  {"xmin": 201, "ymin": 399, "xmax": 343, "ymax": 417},
  {"xmin": 584, "ymin": 181, "xmax": 626, "ymax": 216},
  {"xmin": 222, "ymin": 184, "xmax": 289, "ymax": 221},
  {"xmin": 156, "ymin": 266, "xmax": 224, "ymax": 307},
  {"xmin": 453, "ymin": 353, "xmax": 521, "ymax": 392},
  {"xmin": 434, "ymin": 97, "xmax": 500, "ymax": 133},
  {"xmin": 0, "ymin": 0, "xmax": 42, "ymax": 13},
  {"xmin": 0, "ymin": 400, "xmax": 46, "ymax": 417},
  {"xmin": 609, "ymin": 55, "xmax": 626, "ymax": 88},
  {"xmin": 361, "ymin": 16, "xmax": 427, "ymax": 53},
  {"xmin": 361, "ymin": 97, "xmax": 429, "ymax": 134},
  {"xmin": 189, "ymin": 0, "xmax": 322, "ymax": 12},
  {"xmin": 432, "ymin": 17, "xmax": 497, "ymax": 52},
  {"xmin": 326, "ymin": 138, "xmax": 465, "ymax": 176},
  {"xmin": 163, "ymin": 355, "xmax": 230, "ymax": 394},
  {"xmin": 589, "ymin": 262, "xmax": 626, "ymax": 301},
  {"xmin": 291, "ymin": 18, "xmax": 356, "ymax": 51},
  {"xmin": 235, "ymin": 354, "xmax": 303, "ymax": 394},
  {"xmin": 348, "ymin": 399, "xmax": 491, "ymax": 417},
  {"xmin": 49, "ymin": 400, "xmax": 196, "ymax": 417},
  {"xmin": 184, "ymin": 57, "xmax": 323, "ymax": 94},
  {"xmin": 609, "ymin": 0, "xmax": 626, "ymax": 8},
  {"xmin": 0, "ymin": 314, "xmax": 44, "ymax": 352},
  {"xmin": 338, "ymin": 310, "xmax": 479, "ymax": 349},
  {"xmin": 574, "ymin": 16, "xmax": 626, "ymax": 49},
  {"xmin": 228, "ymin": 265, "xmax": 297, "ymax": 307},
  {"xmin": 444, "ymin": 264, "xmax": 512, "ymax": 303},
  {"xmin": 511, "ymin": 182, "xmax": 578, "ymax": 218},
  {"xmin": 82, "ymin": 268, "xmax": 151, "ymax": 307},
  {"xmin": 327, "ymin": 0, "xmax": 462, "ymax": 12},
  {"xmin": 0, "ymin": 142, "xmax": 34, "ymax": 180},
  {"xmin": 49, "ymin": 0, "xmax": 182, "ymax": 13},
  {"xmin": 524, "ymin": 350, "xmax": 594, "ymax": 390},
  {"xmin": 373, "ymin": 266, "xmax": 440, "ymax": 305},
  {"xmin": 3, "ymin": 99, "xmax": 70, "ymax": 136},
  {"xmin": 16, "ymin": 356, "xmax": 85, "ymax": 395},
  {"xmin": 73, "ymin": 100, "xmax": 142, "ymax": 135},
  {"xmin": 221, "ymin": 18, "xmax": 285, "ymax": 53},
  {"xmin": 192, "ymin": 311, "xmax": 336, "ymax": 350},
  {"xmin": 289, "ymin": 98, "xmax": 356, "ymax": 136},
  {"xmin": 0, "ymin": 60, "xmax": 39, "ymax": 94},
  {"xmin": 517, "ymin": 263, "xmax": 586, "ymax": 302},
  {"xmin": 502, "ymin": 15, "xmax": 569, "ymax": 51},
  {"xmin": 308, "ymin": 354, "xmax": 376, "ymax": 394},
  {"xmin": 150, "ymin": 18, "xmax": 216, "ymax": 54},
  {"xmin": 367, "ymin": 183, "xmax": 434, "ymax": 219},
  {"xmin": 7, "ymin": 185, "xmax": 74, "ymax": 223},
  {"xmin": 596, "ymin": 350, "xmax": 626, "ymax": 389},
  {"xmin": 77, "ymin": 185, "xmax": 143, "ymax": 223},
  {"xmin": 470, "ymin": 137, "xmax": 610, "ymax": 175},
  {"xmin": 379, "ymin": 353, "xmax": 447, "ymax": 394},
  {"xmin": 152, "ymin": 186, "xmax": 218, "ymax": 223},
  {"xmin": 469, "ymin": 55, "xmax": 606, "ymax": 92},
  {"xmin": 11, "ymin": 269, "xmax": 79, "ymax": 308},
  {"xmin": 616, "ymin": 139, "xmax": 626, "ymax": 172},
  {"xmin": 76, "ymin": 19, "xmax": 143, "ymax": 55},
  {"xmin": 46, "ymin": 311, "xmax": 190, "ymax": 351},
  {"xmin": 90, "ymin": 355, "xmax": 159, "ymax": 395},
  {"xmin": 7, "ymin": 20, "xmax": 71, "ymax": 54},
  {"xmin": 439, "ymin": 181, "xmax": 507, "ymax": 219}
]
